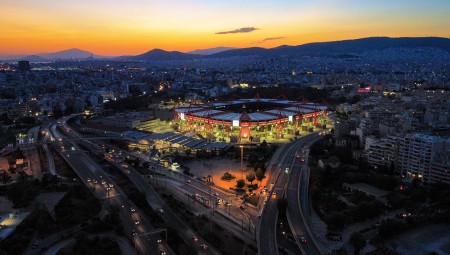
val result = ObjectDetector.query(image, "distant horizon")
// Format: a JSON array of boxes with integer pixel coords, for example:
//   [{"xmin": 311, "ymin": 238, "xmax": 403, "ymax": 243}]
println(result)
[
  {"xmin": 1, "ymin": 0, "xmax": 449, "ymax": 56},
  {"xmin": 1, "ymin": 35, "xmax": 449, "ymax": 58}
]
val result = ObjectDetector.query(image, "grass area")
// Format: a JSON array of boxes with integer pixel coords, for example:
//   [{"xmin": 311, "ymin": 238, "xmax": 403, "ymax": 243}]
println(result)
[
  {"xmin": 51, "ymin": 147, "xmax": 76, "ymax": 178},
  {"xmin": 54, "ymin": 185, "xmax": 102, "ymax": 228}
]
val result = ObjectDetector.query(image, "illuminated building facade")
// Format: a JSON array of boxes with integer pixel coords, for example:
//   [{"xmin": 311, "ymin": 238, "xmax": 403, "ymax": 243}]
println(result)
[{"xmin": 173, "ymin": 98, "xmax": 328, "ymax": 142}]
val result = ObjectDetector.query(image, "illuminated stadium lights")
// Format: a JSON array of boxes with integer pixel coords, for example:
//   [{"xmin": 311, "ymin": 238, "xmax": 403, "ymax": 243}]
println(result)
[{"xmin": 173, "ymin": 98, "xmax": 328, "ymax": 142}]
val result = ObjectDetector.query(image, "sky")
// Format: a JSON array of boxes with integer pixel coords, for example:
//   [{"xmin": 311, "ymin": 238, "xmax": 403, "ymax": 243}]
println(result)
[{"xmin": 0, "ymin": 0, "xmax": 449, "ymax": 56}]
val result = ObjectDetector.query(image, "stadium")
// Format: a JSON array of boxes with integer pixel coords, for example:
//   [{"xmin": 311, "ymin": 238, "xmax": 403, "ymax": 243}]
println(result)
[{"xmin": 173, "ymin": 98, "xmax": 329, "ymax": 143}]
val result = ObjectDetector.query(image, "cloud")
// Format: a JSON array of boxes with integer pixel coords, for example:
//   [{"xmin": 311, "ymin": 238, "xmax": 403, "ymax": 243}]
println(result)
[
  {"xmin": 262, "ymin": 37, "xmax": 285, "ymax": 42},
  {"xmin": 251, "ymin": 36, "xmax": 286, "ymax": 44},
  {"xmin": 215, "ymin": 27, "xmax": 259, "ymax": 35}
]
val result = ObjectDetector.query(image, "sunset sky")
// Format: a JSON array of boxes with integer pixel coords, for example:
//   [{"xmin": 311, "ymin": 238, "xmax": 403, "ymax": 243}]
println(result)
[{"xmin": 1, "ymin": 0, "xmax": 449, "ymax": 56}]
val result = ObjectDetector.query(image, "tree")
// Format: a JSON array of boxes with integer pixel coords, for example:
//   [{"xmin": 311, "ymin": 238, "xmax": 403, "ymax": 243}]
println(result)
[
  {"xmin": 246, "ymin": 173, "xmax": 256, "ymax": 185},
  {"xmin": 349, "ymin": 232, "xmax": 366, "ymax": 255},
  {"xmin": 0, "ymin": 170, "xmax": 11, "ymax": 186},
  {"xmin": 255, "ymin": 168, "xmax": 265, "ymax": 182},
  {"xmin": 236, "ymin": 179, "xmax": 245, "ymax": 189}
]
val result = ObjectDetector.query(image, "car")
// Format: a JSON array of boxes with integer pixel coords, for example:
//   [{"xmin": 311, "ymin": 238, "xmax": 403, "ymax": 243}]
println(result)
[
  {"xmin": 109, "ymin": 183, "xmax": 114, "ymax": 188},
  {"xmin": 130, "ymin": 207, "xmax": 136, "ymax": 212},
  {"xmin": 86, "ymin": 178, "xmax": 91, "ymax": 183},
  {"xmin": 186, "ymin": 179, "xmax": 191, "ymax": 183},
  {"xmin": 160, "ymin": 252, "xmax": 166, "ymax": 255},
  {"xmin": 159, "ymin": 209, "xmax": 165, "ymax": 214},
  {"xmin": 134, "ymin": 220, "xmax": 140, "ymax": 225},
  {"xmin": 193, "ymin": 236, "xmax": 199, "ymax": 242},
  {"xmin": 101, "ymin": 180, "xmax": 106, "ymax": 185},
  {"xmin": 157, "ymin": 239, "xmax": 162, "ymax": 243},
  {"xmin": 31, "ymin": 241, "xmax": 39, "ymax": 249},
  {"xmin": 213, "ymin": 192, "xmax": 218, "ymax": 196},
  {"xmin": 225, "ymin": 202, "xmax": 231, "ymax": 207},
  {"xmin": 240, "ymin": 205, "xmax": 246, "ymax": 210},
  {"xmin": 132, "ymin": 230, "xmax": 138, "ymax": 236},
  {"xmin": 300, "ymin": 237, "xmax": 307, "ymax": 243},
  {"xmin": 200, "ymin": 244, "xmax": 208, "ymax": 250},
  {"xmin": 93, "ymin": 180, "xmax": 98, "ymax": 184}
]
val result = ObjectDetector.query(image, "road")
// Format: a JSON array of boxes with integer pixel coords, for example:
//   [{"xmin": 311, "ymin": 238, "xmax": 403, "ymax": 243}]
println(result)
[
  {"xmin": 111, "ymin": 145, "xmax": 255, "ymax": 237},
  {"xmin": 41, "ymin": 124, "xmax": 57, "ymax": 177},
  {"xmin": 258, "ymin": 134, "xmax": 323, "ymax": 255},
  {"xmin": 258, "ymin": 138, "xmax": 304, "ymax": 255},
  {"xmin": 49, "ymin": 116, "xmax": 173, "ymax": 255},
  {"xmin": 106, "ymin": 155, "xmax": 220, "ymax": 255},
  {"xmin": 286, "ymin": 135, "xmax": 323, "ymax": 255}
]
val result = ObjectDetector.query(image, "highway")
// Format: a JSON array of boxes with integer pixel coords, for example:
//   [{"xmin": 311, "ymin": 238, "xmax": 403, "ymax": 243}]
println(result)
[
  {"xmin": 258, "ymin": 138, "xmax": 303, "ymax": 255},
  {"xmin": 108, "ymin": 145, "xmax": 255, "ymax": 238},
  {"xmin": 258, "ymin": 134, "xmax": 322, "ymax": 255},
  {"xmin": 106, "ymin": 155, "xmax": 220, "ymax": 255},
  {"xmin": 286, "ymin": 135, "xmax": 322, "ymax": 255},
  {"xmin": 41, "ymin": 124, "xmax": 57, "ymax": 176},
  {"xmin": 49, "ymin": 116, "xmax": 173, "ymax": 255},
  {"xmin": 58, "ymin": 114, "xmax": 215, "ymax": 255}
]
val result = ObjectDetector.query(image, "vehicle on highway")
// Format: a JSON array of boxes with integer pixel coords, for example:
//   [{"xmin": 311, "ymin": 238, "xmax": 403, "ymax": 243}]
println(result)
[
  {"xmin": 93, "ymin": 180, "xmax": 98, "ymax": 184},
  {"xmin": 225, "ymin": 202, "xmax": 231, "ymax": 207},
  {"xmin": 134, "ymin": 220, "xmax": 140, "ymax": 225},
  {"xmin": 86, "ymin": 178, "xmax": 91, "ymax": 183},
  {"xmin": 132, "ymin": 230, "xmax": 138, "ymax": 236},
  {"xmin": 171, "ymin": 162, "xmax": 180, "ymax": 171},
  {"xmin": 159, "ymin": 209, "xmax": 165, "ymax": 214},
  {"xmin": 193, "ymin": 236, "xmax": 199, "ymax": 242},
  {"xmin": 240, "ymin": 205, "xmax": 246, "ymax": 210},
  {"xmin": 213, "ymin": 192, "xmax": 218, "ymax": 196},
  {"xmin": 200, "ymin": 244, "xmax": 208, "ymax": 250},
  {"xmin": 300, "ymin": 237, "xmax": 307, "ymax": 243},
  {"xmin": 157, "ymin": 239, "xmax": 162, "ymax": 243},
  {"xmin": 130, "ymin": 207, "xmax": 136, "ymax": 212},
  {"xmin": 186, "ymin": 179, "xmax": 191, "ymax": 183}
]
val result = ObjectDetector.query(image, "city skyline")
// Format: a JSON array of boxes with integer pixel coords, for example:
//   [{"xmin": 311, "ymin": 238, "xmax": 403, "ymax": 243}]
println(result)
[{"xmin": 1, "ymin": 0, "xmax": 449, "ymax": 56}]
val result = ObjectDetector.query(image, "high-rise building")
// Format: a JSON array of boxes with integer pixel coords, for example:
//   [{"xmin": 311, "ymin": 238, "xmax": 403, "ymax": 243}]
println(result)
[
  {"xmin": 18, "ymin": 60, "xmax": 30, "ymax": 72},
  {"xmin": 397, "ymin": 133, "xmax": 449, "ymax": 183}
]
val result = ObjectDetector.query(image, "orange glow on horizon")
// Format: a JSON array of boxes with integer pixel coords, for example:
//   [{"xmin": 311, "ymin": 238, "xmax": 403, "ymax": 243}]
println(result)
[{"xmin": 0, "ymin": 1, "xmax": 449, "ymax": 56}]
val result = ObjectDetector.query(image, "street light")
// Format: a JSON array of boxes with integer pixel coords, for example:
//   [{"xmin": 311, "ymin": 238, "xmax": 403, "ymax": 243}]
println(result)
[{"xmin": 240, "ymin": 145, "xmax": 244, "ymax": 179}]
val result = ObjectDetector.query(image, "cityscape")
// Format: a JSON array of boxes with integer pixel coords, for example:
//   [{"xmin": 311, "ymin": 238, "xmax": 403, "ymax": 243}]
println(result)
[{"xmin": 0, "ymin": 1, "xmax": 449, "ymax": 255}]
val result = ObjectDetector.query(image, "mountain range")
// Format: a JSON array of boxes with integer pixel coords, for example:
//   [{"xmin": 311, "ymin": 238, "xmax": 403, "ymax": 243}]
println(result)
[
  {"xmin": 0, "ymin": 48, "xmax": 110, "ymax": 61},
  {"xmin": 187, "ymin": 46, "xmax": 237, "ymax": 55},
  {"xmin": 2, "ymin": 37, "xmax": 449, "ymax": 62}
]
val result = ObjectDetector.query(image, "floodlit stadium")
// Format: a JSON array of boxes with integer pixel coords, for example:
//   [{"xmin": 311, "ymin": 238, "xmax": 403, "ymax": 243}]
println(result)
[{"xmin": 173, "ymin": 98, "xmax": 329, "ymax": 143}]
